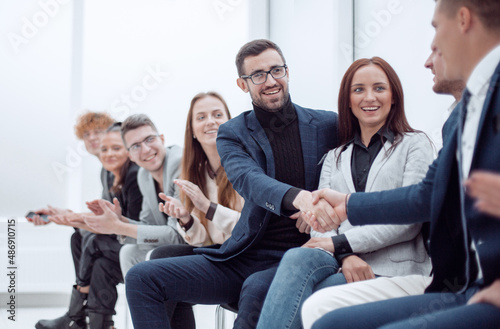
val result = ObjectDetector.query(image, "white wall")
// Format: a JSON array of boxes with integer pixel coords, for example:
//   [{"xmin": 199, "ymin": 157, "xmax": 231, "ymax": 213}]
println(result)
[
  {"xmin": 0, "ymin": 0, "xmax": 77, "ymax": 216},
  {"xmin": 354, "ymin": 0, "xmax": 455, "ymax": 148}
]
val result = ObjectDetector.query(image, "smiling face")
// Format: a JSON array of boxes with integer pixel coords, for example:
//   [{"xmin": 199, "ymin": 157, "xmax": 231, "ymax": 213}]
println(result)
[
  {"xmin": 123, "ymin": 125, "xmax": 165, "ymax": 174},
  {"xmin": 237, "ymin": 49, "xmax": 290, "ymax": 112},
  {"xmin": 350, "ymin": 64, "xmax": 393, "ymax": 134},
  {"xmin": 191, "ymin": 96, "xmax": 229, "ymax": 151},
  {"xmin": 99, "ymin": 131, "xmax": 128, "ymax": 176}
]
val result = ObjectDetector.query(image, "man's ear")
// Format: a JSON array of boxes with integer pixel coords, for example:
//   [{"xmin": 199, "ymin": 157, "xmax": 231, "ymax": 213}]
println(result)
[
  {"xmin": 237, "ymin": 78, "xmax": 249, "ymax": 93},
  {"xmin": 458, "ymin": 6, "xmax": 472, "ymax": 33},
  {"xmin": 159, "ymin": 134, "xmax": 165, "ymax": 144}
]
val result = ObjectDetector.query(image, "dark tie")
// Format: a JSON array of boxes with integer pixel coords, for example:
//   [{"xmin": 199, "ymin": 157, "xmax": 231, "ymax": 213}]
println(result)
[{"xmin": 457, "ymin": 88, "xmax": 472, "ymax": 293}]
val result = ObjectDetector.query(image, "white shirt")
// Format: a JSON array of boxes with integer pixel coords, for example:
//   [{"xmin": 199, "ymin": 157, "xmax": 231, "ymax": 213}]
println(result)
[{"xmin": 461, "ymin": 43, "xmax": 500, "ymax": 179}]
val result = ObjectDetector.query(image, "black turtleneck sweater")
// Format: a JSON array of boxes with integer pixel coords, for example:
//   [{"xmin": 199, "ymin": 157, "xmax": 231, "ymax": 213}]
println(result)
[{"xmin": 251, "ymin": 97, "xmax": 310, "ymax": 251}]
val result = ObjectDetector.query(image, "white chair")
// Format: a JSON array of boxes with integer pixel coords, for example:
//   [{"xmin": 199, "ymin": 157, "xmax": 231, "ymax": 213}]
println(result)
[{"xmin": 214, "ymin": 303, "xmax": 238, "ymax": 329}]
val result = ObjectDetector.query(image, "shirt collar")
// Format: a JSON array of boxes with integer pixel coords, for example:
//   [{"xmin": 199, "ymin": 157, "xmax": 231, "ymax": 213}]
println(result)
[
  {"xmin": 466, "ymin": 43, "xmax": 500, "ymax": 97},
  {"xmin": 353, "ymin": 127, "xmax": 394, "ymax": 147}
]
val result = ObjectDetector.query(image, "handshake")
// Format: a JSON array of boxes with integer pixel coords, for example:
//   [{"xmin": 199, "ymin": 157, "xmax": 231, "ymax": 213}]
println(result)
[{"xmin": 292, "ymin": 189, "xmax": 350, "ymax": 233}]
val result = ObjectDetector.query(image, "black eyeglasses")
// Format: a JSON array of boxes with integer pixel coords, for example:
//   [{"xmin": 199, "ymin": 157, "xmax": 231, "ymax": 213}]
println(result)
[{"xmin": 241, "ymin": 65, "xmax": 287, "ymax": 85}]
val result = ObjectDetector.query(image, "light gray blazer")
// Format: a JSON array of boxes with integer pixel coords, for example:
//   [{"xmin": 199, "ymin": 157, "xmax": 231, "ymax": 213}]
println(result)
[
  {"xmin": 120, "ymin": 145, "xmax": 185, "ymax": 249},
  {"xmin": 312, "ymin": 132, "xmax": 434, "ymax": 277}
]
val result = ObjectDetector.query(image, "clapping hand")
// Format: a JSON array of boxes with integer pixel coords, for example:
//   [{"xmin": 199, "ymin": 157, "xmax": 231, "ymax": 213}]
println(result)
[
  {"xmin": 158, "ymin": 193, "xmax": 191, "ymax": 225},
  {"xmin": 83, "ymin": 199, "xmax": 122, "ymax": 234},
  {"xmin": 174, "ymin": 179, "xmax": 211, "ymax": 214}
]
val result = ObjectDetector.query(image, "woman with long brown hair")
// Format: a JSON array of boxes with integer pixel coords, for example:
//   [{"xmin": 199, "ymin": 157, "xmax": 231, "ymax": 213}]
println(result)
[{"xmin": 152, "ymin": 91, "xmax": 243, "ymax": 328}]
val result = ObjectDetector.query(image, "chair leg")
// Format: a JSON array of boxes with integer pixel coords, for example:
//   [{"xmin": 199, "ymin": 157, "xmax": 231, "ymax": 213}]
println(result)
[{"xmin": 215, "ymin": 305, "xmax": 226, "ymax": 329}]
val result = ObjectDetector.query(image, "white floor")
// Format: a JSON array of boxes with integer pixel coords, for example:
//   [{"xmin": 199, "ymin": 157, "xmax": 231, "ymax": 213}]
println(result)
[{"xmin": 0, "ymin": 302, "xmax": 233, "ymax": 329}]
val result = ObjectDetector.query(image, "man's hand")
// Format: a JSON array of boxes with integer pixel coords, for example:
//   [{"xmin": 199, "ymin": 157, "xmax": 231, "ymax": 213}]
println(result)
[
  {"xmin": 468, "ymin": 279, "xmax": 500, "ymax": 309},
  {"xmin": 174, "ymin": 179, "xmax": 211, "ymax": 214},
  {"xmin": 159, "ymin": 193, "xmax": 191, "ymax": 225},
  {"xmin": 307, "ymin": 189, "xmax": 348, "ymax": 231},
  {"xmin": 293, "ymin": 190, "xmax": 339, "ymax": 233},
  {"xmin": 83, "ymin": 200, "xmax": 122, "ymax": 234},
  {"xmin": 340, "ymin": 255, "xmax": 375, "ymax": 283},
  {"xmin": 302, "ymin": 237, "xmax": 334, "ymax": 252},
  {"xmin": 465, "ymin": 171, "xmax": 500, "ymax": 219},
  {"xmin": 290, "ymin": 212, "xmax": 311, "ymax": 234}
]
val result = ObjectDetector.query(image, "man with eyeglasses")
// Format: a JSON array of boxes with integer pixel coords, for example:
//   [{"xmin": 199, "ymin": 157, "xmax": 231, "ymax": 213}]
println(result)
[
  {"xmin": 125, "ymin": 39, "xmax": 338, "ymax": 329},
  {"xmin": 84, "ymin": 114, "xmax": 185, "ymax": 276}
]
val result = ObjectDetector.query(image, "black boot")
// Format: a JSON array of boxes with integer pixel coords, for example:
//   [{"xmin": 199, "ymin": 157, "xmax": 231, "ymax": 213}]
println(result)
[
  {"xmin": 35, "ymin": 285, "xmax": 87, "ymax": 329},
  {"xmin": 88, "ymin": 313, "xmax": 114, "ymax": 329}
]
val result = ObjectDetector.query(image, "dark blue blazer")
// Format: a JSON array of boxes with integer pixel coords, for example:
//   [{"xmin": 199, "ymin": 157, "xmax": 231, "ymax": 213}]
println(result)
[
  {"xmin": 349, "ymin": 61, "xmax": 500, "ymax": 293},
  {"xmin": 196, "ymin": 104, "xmax": 338, "ymax": 261}
]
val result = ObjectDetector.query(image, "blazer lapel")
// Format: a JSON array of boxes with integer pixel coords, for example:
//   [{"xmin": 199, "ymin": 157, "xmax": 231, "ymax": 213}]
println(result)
[
  {"xmin": 247, "ymin": 111, "xmax": 276, "ymax": 178},
  {"xmin": 365, "ymin": 140, "xmax": 392, "ymax": 191},
  {"xmin": 296, "ymin": 107, "xmax": 318, "ymax": 191},
  {"xmin": 471, "ymin": 61, "xmax": 500, "ymax": 166},
  {"xmin": 340, "ymin": 145, "xmax": 356, "ymax": 193},
  {"xmin": 145, "ymin": 171, "xmax": 163, "ymax": 225}
]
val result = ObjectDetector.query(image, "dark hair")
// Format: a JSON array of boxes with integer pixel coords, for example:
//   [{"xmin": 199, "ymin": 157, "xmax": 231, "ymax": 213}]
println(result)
[
  {"xmin": 121, "ymin": 114, "xmax": 158, "ymax": 146},
  {"xmin": 103, "ymin": 122, "xmax": 131, "ymax": 195},
  {"xmin": 436, "ymin": 0, "xmax": 500, "ymax": 30},
  {"xmin": 74, "ymin": 111, "xmax": 114, "ymax": 140},
  {"xmin": 181, "ymin": 92, "xmax": 239, "ymax": 228},
  {"xmin": 235, "ymin": 39, "xmax": 286, "ymax": 76},
  {"xmin": 337, "ymin": 57, "xmax": 415, "ymax": 161}
]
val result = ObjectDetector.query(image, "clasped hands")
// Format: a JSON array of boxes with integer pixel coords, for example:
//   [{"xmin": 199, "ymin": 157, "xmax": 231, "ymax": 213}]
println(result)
[{"xmin": 293, "ymin": 189, "xmax": 349, "ymax": 233}]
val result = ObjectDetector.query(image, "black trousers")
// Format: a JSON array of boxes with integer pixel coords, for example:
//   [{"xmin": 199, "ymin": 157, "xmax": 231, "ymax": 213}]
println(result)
[{"xmin": 71, "ymin": 230, "xmax": 123, "ymax": 315}]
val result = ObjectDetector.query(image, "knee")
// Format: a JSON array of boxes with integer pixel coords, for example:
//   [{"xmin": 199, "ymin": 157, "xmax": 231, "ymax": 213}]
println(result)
[
  {"xmin": 125, "ymin": 261, "xmax": 150, "ymax": 287},
  {"xmin": 280, "ymin": 247, "xmax": 318, "ymax": 268}
]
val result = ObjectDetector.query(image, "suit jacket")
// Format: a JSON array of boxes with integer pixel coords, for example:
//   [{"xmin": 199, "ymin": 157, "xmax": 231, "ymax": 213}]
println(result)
[
  {"xmin": 313, "ymin": 133, "xmax": 433, "ymax": 277},
  {"xmin": 197, "ymin": 103, "xmax": 338, "ymax": 261},
  {"xmin": 119, "ymin": 145, "xmax": 185, "ymax": 249},
  {"xmin": 348, "ymin": 61, "xmax": 500, "ymax": 292}
]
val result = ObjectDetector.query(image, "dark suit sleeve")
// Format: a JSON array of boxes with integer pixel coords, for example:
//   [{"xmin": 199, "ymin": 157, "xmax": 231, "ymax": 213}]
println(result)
[{"xmin": 216, "ymin": 122, "xmax": 294, "ymax": 216}]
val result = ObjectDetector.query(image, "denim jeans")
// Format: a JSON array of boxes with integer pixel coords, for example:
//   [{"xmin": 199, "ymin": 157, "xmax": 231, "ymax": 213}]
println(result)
[
  {"xmin": 311, "ymin": 282, "xmax": 500, "ymax": 329},
  {"xmin": 256, "ymin": 247, "xmax": 345, "ymax": 329},
  {"xmin": 125, "ymin": 248, "xmax": 285, "ymax": 329}
]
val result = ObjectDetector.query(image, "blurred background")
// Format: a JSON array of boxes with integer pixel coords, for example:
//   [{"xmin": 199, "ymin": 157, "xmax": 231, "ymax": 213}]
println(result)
[{"xmin": 0, "ymin": 0, "xmax": 453, "ymax": 328}]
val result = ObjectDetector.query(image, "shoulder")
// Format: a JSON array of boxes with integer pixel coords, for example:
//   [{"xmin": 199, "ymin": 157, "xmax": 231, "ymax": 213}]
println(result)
[
  {"xmin": 398, "ymin": 131, "xmax": 432, "ymax": 147},
  {"xmin": 164, "ymin": 144, "xmax": 183, "ymax": 165},
  {"xmin": 220, "ymin": 110, "xmax": 252, "ymax": 131},
  {"xmin": 295, "ymin": 104, "xmax": 338, "ymax": 122}
]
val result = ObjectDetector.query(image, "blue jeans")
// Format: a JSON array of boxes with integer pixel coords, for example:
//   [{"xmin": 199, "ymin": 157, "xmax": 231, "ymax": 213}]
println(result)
[
  {"xmin": 125, "ymin": 248, "xmax": 284, "ymax": 329},
  {"xmin": 311, "ymin": 282, "xmax": 500, "ymax": 329},
  {"xmin": 256, "ymin": 247, "xmax": 345, "ymax": 329}
]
